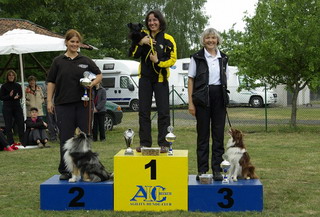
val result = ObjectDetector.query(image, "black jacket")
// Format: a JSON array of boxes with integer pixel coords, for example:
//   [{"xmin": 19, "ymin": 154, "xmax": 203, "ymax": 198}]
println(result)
[{"xmin": 191, "ymin": 48, "xmax": 229, "ymax": 106}]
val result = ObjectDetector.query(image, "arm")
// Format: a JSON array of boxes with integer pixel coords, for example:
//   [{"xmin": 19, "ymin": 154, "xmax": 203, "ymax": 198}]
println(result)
[
  {"xmin": 188, "ymin": 77, "xmax": 196, "ymax": 116},
  {"xmin": 151, "ymin": 34, "xmax": 177, "ymax": 68},
  {"xmin": 47, "ymin": 82, "xmax": 55, "ymax": 114}
]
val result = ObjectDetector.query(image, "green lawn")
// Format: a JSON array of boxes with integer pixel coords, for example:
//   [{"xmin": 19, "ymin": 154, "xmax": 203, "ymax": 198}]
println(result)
[{"xmin": 1, "ymin": 121, "xmax": 319, "ymax": 216}]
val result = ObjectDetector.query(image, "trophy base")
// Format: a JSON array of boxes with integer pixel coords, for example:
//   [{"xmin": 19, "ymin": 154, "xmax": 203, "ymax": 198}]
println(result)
[
  {"xmin": 81, "ymin": 96, "xmax": 90, "ymax": 101},
  {"xmin": 222, "ymin": 178, "xmax": 229, "ymax": 184},
  {"xmin": 167, "ymin": 150, "xmax": 173, "ymax": 156},
  {"xmin": 124, "ymin": 149, "xmax": 134, "ymax": 155}
]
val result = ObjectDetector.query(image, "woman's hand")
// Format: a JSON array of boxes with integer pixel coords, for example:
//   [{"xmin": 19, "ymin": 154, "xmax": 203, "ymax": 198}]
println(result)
[
  {"xmin": 188, "ymin": 103, "xmax": 196, "ymax": 116},
  {"xmin": 150, "ymin": 52, "xmax": 159, "ymax": 63},
  {"xmin": 139, "ymin": 35, "xmax": 150, "ymax": 46},
  {"xmin": 47, "ymin": 101, "xmax": 54, "ymax": 114}
]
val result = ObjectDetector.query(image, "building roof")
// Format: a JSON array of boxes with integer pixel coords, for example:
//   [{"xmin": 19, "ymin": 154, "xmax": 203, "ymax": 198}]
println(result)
[{"xmin": 0, "ymin": 18, "xmax": 94, "ymax": 50}]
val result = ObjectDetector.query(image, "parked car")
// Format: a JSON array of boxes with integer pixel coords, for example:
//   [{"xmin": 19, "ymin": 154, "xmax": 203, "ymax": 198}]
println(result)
[{"xmin": 0, "ymin": 82, "xmax": 123, "ymax": 131}]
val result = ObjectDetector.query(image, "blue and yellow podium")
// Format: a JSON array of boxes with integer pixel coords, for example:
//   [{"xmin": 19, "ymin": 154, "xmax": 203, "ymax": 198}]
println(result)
[
  {"xmin": 40, "ymin": 148, "xmax": 263, "ymax": 212},
  {"xmin": 114, "ymin": 149, "xmax": 188, "ymax": 211}
]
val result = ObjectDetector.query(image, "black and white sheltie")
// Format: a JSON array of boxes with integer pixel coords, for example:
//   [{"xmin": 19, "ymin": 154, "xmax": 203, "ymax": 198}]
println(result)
[{"xmin": 63, "ymin": 128, "xmax": 112, "ymax": 182}]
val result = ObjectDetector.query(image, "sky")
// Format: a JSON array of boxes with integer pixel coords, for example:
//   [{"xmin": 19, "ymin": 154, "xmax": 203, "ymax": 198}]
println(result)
[{"xmin": 205, "ymin": 0, "xmax": 259, "ymax": 32}]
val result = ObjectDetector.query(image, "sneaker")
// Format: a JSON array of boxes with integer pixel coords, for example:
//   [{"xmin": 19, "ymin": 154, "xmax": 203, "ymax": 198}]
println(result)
[
  {"xmin": 37, "ymin": 142, "xmax": 44, "ymax": 149},
  {"xmin": 213, "ymin": 172, "xmax": 223, "ymax": 181},
  {"xmin": 10, "ymin": 144, "xmax": 19, "ymax": 150},
  {"xmin": 4, "ymin": 146, "xmax": 14, "ymax": 152},
  {"xmin": 196, "ymin": 172, "xmax": 206, "ymax": 181},
  {"xmin": 136, "ymin": 146, "xmax": 142, "ymax": 152},
  {"xmin": 59, "ymin": 173, "xmax": 71, "ymax": 180},
  {"xmin": 160, "ymin": 146, "xmax": 168, "ymax": 153}
]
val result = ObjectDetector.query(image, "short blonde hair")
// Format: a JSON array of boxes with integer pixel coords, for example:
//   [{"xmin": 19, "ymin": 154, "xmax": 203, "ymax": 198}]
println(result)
[{"xmin": 200, "ymin": 28, "xmax": 223, "ymax": 46}]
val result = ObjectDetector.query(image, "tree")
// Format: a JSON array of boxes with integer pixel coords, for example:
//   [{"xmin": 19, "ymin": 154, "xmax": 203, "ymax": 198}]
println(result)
[{"xmin": 230, "ymin": 0, "xmax": 320, "ymax": 127}]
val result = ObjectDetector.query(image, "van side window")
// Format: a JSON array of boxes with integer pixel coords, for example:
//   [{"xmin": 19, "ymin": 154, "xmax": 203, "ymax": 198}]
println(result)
[
  {"xmin": 103, "ymin": 63, "xmax": 115, "ymax": 70},
  {"xmin": 102, "ymin": 78, "xmax": 115, "ymax": 88},
  {"xmin": 120, "ymin": 76, "xmax": 132, "ymax": 88},
  {"xmin": 182, "ymin": 63, "xmax": 189, "ymax": 71}
]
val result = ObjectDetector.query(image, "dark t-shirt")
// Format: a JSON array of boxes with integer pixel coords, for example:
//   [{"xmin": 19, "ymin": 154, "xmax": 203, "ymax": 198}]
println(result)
[{"xmin": 47, "ymin": 54, "xmax": 101, "ymax": 105}]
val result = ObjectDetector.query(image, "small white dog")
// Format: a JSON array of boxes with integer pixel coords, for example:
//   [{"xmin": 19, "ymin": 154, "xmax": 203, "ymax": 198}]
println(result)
[{"xmin": 223, "ymin": 128, "xmax": 258, "ymax": 182}]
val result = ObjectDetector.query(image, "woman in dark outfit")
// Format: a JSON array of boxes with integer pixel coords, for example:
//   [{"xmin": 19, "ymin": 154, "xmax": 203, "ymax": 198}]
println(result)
[
  {"xmin": 129, "ymin": 10, "xmax": 177, "ymax": 153},
  {"xmin": 47, "ymin": 29, "xmax": 102, "ymax": 180},
  {"xmin": 0, "ymin": 70, "xmax": 25, "ymax": 146},
  {"xmin": 92, "ymin": 83, "xmax": 107, "ymax": 142},
  {"xmin": 188, "ymin": 28, "xmax": 230, "ymax": 181}
]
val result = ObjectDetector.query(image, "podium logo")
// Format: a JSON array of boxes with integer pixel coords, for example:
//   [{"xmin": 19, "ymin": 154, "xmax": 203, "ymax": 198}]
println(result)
[{"xmin": 130, "ymin": 185, "xmax": 172, "ymax": 203}]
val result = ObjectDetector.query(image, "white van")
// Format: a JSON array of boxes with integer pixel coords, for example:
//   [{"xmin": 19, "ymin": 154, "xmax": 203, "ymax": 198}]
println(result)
[
  {"xmin": 228, "ymin": 66, "xmax": 278, "ymax": 107},
  {"xmin": 170, "ymin": 58, "xmax": 277, "ymax": 107},
  {"xmin": 94, "ymin": 59, "xmax": 140, "ymax": 111},
  {"xmin": 168, "ymin": 58, "xmax": 190, "ymax": 105}
]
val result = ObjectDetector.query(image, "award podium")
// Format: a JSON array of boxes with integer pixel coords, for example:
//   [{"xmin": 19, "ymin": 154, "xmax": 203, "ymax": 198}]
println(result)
[
  {"xmin": 114, "ymin": 149, "xmax": 188, "ymax": 211},
  {"xmin": 40, "ymin": 149, "xmax": 263, "ymax": 212}
]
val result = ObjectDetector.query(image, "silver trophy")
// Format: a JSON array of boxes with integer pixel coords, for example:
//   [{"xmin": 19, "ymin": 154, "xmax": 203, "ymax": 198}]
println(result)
[
  {"xmin": 124, "ymin": 129, "xmax": 134, "ymax": 155},
  {"xmin": 165, "ymin": 126, "xmax": 176, "ymax": 156},
  {"xmin": 220, "ymin": 160, "xmax": 231, "ymax": 183},
  {"xmin": 80, "ymin": 71, "xmax": 96, "ymax": 101}
]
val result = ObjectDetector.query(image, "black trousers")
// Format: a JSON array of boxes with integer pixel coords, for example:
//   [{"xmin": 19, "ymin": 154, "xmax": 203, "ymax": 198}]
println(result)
[
  {"xmin": 195, "ymin": 85, "xmax": 226, "ymax": 173},
  {"xmin": 139, "ymin": 77, "xmax": 170, "ymax": 147},
  {"xmin": 47, "ymin": 112, "xmax": 58, "ymax": 140},
  {"xmin": 28, "ymin": 129, "xmax": 48, "ymax": 144},
  {"xmin": 2, "ymin": 104, "xmax": 25, "ymax": 145},
  {"xmin": 93, "ymin": 112, "xmax": 106, "ymax": 141},
  {"xmin": 55, "ymin": 102, "xmax": 90, "ymax": 174}
]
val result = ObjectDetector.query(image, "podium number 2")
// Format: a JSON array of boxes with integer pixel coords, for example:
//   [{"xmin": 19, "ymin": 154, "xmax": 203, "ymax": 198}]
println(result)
[
  {"xmin": 145, "ymin": 159, "xmax": 156, "ymax": 180},
  {"xmin": 69, "ymin": 187, "xmax": 85, "ymax": 207}
]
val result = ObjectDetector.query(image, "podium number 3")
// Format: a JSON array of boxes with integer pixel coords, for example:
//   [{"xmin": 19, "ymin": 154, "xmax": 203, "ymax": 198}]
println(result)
[
  {"xmin": 217, "ymin": 188, "xmax": 234, "ymax": 208},
  {"xmin": 145, "ymin": 159, "xmax": 156, "ymax": 180}
]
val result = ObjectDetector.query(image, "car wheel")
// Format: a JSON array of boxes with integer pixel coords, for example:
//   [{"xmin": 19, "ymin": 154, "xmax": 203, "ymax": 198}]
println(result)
[
  {"xmin": 250, "ymin": 96, "xmax": 263, "ymax": 108},
  {"xmin": 130, "ymin": 99, "xmax": 139, "ymax": 112},
  {"xmin": 105, "ymin": 113, "xmax": 114, "ymax": 131}
]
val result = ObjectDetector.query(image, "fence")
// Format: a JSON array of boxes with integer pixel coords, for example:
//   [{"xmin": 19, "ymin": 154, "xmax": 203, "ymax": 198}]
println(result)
[{"xmin": 119, "ymin": 85, "xmax": 320, "ymax": 133}]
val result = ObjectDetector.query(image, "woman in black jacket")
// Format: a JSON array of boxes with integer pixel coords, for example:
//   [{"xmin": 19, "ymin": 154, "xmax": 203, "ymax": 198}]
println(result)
[
  {"xmin": 92, "ymin": 83, "xmax": 107, "ymax": 142},
  {"xmin": 188, "ymin": 28, "xmax": 230, "ymax": 181},
  {"xmin": 0, "ymin": 70, "xmax": 25, "ymax": 146},
  {"xmin": 129, "ymin": 10, "xmax": 177, "ymax": 153}
]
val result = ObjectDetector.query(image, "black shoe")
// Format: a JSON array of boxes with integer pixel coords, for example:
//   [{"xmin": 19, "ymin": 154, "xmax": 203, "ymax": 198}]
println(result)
[
  {"xmin": 160, "ymin": 146, "xmax": 168, "ymax": 153},
  {"xmin": 136, "ymin": 146, "xmax": 142, "ymax": 152},
  {"xmin": 196, "ymin": 172, "xmax": 206, "ymax": 181},
  {"xmin": 213, "ymin": 172, "xmax": 223, "ymax": 181},
  {"xmin": 100, "ymin": 139, "xmax": 106, "ymax": 142},
  {"xmin": 59, "ymin": 173, "xmax": 71, "ymax": 180}
]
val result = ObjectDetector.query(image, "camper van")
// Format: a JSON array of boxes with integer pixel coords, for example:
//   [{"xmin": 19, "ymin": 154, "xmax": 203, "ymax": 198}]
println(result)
[
  {"xmin": 169, "ymin": 58, "xmax": 190, "ymax": 105},
  {"xmin": 227, "ymin": 66, "xmax": 277, "ymax": 107},
  {"xmin": 170, "ymin": 58, "xmax": 277, "ymax": 107},
  {"xmin": 94, "ymin": 59, "xmax": 140, "ymax": 111}
]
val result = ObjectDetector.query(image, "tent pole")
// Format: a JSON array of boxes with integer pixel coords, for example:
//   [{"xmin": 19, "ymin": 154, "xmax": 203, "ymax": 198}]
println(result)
[{"xmin": 19, "ymin": 54, "xmax": 27, "ymax": 120}]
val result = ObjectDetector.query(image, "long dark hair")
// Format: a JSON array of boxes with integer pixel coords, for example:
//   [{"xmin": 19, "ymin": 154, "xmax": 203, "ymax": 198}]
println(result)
[{"xmin": 145, "ymin": 10, "xmax": 167, "ymax": 32}]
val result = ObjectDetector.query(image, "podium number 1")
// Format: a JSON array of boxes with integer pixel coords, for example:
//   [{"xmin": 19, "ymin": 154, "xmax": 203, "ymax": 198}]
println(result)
[{"xmin": 145, "ymin": 159, "xmax": 156, "ymax": 180}]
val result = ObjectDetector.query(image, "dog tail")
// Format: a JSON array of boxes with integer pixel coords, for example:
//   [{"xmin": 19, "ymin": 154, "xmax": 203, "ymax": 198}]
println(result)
[{"xmin": 240, "ymin": 152, "xmax": 259, "ymax": 179}]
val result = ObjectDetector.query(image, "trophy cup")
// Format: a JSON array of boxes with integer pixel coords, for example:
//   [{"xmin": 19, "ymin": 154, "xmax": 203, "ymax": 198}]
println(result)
[
  {"xmin": 165, "ymin": 126, "xmax": 176, "ymax": 156},
  {"xmin": 220, "ymin": 160, "xmax": 231, "ymax": 184},
  {"xmin": 80, "ymin": 71, "xmax": 96, "ymax": 101},
  {"xmin": 123, "ymin": 129, "xmax": 134, "ymax": 155}
]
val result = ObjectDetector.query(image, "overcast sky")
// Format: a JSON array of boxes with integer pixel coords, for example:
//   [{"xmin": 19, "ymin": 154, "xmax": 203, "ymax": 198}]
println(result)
[{"xmin": 204, "ymin": 0, "xmax": 258, "ymax": 32}]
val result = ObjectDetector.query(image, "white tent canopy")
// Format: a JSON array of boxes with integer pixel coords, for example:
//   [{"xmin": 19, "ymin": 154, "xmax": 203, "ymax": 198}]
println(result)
[{"xmin": 0, "ymin": 29, "xmax": 66, "ymax": 118}]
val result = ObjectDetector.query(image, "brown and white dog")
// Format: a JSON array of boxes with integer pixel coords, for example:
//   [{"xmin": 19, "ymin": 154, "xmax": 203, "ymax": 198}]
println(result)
[
  {"xmin": 223, "ymin": 128, "xmax": 258, "ymax": 181},
  {"xmin": 63, "ymin": 128, "xmax": 112, "ymax": 182}
]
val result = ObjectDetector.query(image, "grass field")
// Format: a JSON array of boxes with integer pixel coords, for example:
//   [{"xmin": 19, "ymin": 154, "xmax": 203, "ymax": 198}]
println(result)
[{"xmin": 1, "ymin": 108, "xmax": 320, "ymax": 217}]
